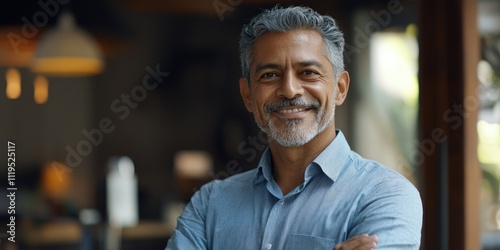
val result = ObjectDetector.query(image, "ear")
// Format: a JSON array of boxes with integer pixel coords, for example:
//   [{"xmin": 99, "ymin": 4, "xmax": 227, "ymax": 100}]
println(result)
[
  {"xmin": 239, "ymin": 77, "xmax": 254, "ymax": 113},
  {"xmin": 335, "ymin": 70, "xmax": 350, "ymax": 106}
]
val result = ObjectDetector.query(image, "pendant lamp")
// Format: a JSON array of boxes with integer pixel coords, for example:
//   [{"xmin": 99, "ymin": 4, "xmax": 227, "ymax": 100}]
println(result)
[{"xmin": 31, "ymin": 12, "xmax": 104, "ymax": 76}]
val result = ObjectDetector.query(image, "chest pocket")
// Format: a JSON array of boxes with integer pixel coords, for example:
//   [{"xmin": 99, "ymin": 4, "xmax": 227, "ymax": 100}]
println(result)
[{"xmin": 285, "ymin": 234, "xmax": 337, "ymax": 250}]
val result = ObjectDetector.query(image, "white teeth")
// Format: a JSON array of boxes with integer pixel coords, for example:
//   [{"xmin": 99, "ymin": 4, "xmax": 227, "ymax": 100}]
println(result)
[{"xmin": 278, "ymin": 108, "xmax": 305, "ymax": 114}]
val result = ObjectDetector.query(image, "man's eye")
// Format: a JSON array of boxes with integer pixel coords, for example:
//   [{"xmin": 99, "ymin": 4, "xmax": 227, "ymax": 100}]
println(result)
[
  {"xmin": 302, "ymin": 70, "xmax": 317, "ymax": 76},
  {"xmin": 261, "ymin": 72, "xmax": 278, "ymax": 78}
]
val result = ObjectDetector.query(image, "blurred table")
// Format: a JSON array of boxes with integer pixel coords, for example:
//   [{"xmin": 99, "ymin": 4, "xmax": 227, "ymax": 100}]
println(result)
[{"xmin": 23, "ymin": 219, "xmax": 172, "ymax": 248}]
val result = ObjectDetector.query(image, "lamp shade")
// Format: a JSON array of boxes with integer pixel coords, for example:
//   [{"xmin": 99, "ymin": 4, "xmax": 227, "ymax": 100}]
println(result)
[{"xmin": 31, "ymin": 12, "xmax": 104, "ymax": 76}]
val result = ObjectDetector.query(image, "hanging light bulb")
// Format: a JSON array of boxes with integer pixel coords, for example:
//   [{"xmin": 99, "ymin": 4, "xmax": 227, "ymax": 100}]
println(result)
[
  {"xmin": 6, "ymin": 68, "xmax": 21, "ymax": 99},
  {"xmin": 31, "ymin": 12, "xmax": 104, "ymax": 76},
  {"xmin": 34, "ymin": 75, "xmax": 49, "ymax": 104}
]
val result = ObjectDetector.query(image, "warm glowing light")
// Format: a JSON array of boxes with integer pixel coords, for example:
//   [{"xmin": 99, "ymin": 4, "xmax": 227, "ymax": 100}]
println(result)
[
  {"xmin": 31, "ymin": 12, "xmax": 104, "ymax": 76},
  {"xmin": 6, "ymin": 68, "xmax": 21, "ymax": 99},
  {"xmin": 34, "ymin": 76, "xmax": 49, "ymax": 104},
  {"xmin": 41, "ymin": 161, "xmax": 72, "ymax": 200},
  {"xmin": 370, "ymin": 29, "xmax": 419, "ymax": 104},
  {"xmin": 32, "ymin": 58, "xmax": 104, "ymax": 76},
  {"xmin": 478, "ymin": 60, "xmax": 494, "ymax": 86},
  {"xmin": 478, "ymin": 120, "xmax": 500, "ymax": 166},
  {"xmin": 174, "ymin": 151, "xmax": 213, "ymax": 179}
]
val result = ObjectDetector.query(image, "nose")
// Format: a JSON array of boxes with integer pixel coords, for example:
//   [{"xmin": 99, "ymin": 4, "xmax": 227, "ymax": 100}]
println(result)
[{"xmin": 276, "ymin": 72, "xmax": 303, "ymax": 99}]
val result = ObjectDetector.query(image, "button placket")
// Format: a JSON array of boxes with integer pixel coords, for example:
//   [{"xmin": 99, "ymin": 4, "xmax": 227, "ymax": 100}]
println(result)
[{"xmin": 261, "ymin": 200, "xmax": 284, "ymax": 250}]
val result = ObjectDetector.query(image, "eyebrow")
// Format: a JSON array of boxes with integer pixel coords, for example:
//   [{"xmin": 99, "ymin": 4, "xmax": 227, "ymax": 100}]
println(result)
[
  {"xmin": 295, "ymin": 60, "xmax": 326, "ymax": 71},
  {"xmin": 254, "ymin": 63, "xmax": 281, "ymax": 75},
  {"xmin": 253, "ymin": 60, "xmax": 326, "ymax": 75}
]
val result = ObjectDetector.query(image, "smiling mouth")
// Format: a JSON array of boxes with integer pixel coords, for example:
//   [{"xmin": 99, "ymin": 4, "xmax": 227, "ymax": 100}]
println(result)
[
  {"xmin": 277, "ymin": 107, "xmax": 308, "ymax": 114},
  {"xmin": 272, "ymin": 106, "xmax": 315, "ymax": 120},
  {"xmin": 264, "ymin": 97, "xmax": 320, "ymax": 116}
]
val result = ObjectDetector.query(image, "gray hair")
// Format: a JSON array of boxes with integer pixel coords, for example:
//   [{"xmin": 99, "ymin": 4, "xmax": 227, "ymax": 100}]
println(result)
[{"xmin": 239, "ymin": 5, "xmax": 345, "ymax": 82}]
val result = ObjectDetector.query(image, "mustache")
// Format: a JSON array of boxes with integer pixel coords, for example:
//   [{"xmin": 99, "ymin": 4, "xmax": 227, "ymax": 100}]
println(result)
[{"xmin": 264, "ymin": 97, "xmax": 320, "ymax": 113}]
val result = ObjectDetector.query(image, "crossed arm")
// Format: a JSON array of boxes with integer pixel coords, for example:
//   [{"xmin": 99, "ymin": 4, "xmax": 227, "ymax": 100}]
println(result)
[
  {"xmin": 166, "ymin": 177, "xmax": 422, "ymax": 249},
  {"xmin": 334, "ymin": 234, "xmax": 378, "ymax": 250}
]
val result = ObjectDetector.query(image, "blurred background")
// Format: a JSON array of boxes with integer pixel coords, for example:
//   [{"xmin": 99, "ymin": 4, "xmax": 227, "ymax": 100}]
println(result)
[{"xmin": 0, "ymin": 0, "xmax": 498, "ymax": 249}]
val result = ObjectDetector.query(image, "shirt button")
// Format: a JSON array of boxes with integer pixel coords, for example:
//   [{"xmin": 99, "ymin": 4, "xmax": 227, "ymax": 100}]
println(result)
[{"xmin": 266, "ymin": 243, "xmax": 272, "ymax": 250}]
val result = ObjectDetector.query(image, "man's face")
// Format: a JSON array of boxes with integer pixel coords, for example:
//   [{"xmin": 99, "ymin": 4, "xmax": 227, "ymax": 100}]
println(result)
[{"xmin": 240, "ymin": 29, "xmax": 349, "ymax": 147}]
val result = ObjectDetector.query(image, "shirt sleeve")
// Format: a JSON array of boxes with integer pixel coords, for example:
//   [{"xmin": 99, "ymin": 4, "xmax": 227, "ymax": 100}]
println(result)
[
  {"xmin": 348, "ymin": 175, "xmax": 423, "ymax": 249},
  {"xmin": 165, "ymin": 182, "xmax": 214, "ymax": 250}
]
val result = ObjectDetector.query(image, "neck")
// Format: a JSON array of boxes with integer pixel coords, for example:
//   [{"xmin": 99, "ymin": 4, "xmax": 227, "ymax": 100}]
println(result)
[{"xmin": 269, "ymin": 125, "xmax": 337, "ymax": 195}]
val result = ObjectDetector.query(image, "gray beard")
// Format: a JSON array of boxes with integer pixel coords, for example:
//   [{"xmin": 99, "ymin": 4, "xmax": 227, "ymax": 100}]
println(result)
[{"xmin": 255, "ymin": 98, "xmax": 335, "ymax": 147}]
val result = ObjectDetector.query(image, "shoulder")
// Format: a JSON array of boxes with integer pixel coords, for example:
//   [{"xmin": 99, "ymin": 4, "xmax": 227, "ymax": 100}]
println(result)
[
  {"xmin": 348, "ymin": 151, "xmax": 422, "ymax": 213},
  {"xmin": 349, "ymin": 151, "xmax": 418, "ymax": 192},
  {"xmin": 342, "ymin": 151, "xmax": 422, "ymax": 215},
  {"xmin": 189, "ymin": 168, "xmax": 260, "ymax": 213},
  {"xmin": 198, "ymin": 168, "xmax": 259, "ymax": 196},
  {"xmin": 212, "ymin": 168, "xmax": 258, "ymax": 186}
]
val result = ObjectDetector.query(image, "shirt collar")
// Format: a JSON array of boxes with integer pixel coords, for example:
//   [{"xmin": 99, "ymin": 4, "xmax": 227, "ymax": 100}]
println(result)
[
  {"xmin": 253, "ymin": 130, "xmax": 351, "ymax": 185},
  {"xmin": 312, "ymin": 130, "xmax": 351, "ymax": 182},
  {"xmin": 253, "ymin": 147, "xmax": 273, "ymax": 186}
]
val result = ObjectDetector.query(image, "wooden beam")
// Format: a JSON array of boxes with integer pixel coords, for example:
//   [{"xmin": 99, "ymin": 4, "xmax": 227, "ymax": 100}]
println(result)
[
  {"xmin": 418, "ymin": 0, "xmax": 480, "ymax": 249},
  {"xmin": 462, "ymin": 0, "xmax": 481, "ymax": 249}
]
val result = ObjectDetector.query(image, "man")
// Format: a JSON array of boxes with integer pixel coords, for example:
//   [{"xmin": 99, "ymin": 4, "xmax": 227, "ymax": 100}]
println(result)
[{"xmin": 166, "ymin": 5, "xmax": 422, "ymax": 250}]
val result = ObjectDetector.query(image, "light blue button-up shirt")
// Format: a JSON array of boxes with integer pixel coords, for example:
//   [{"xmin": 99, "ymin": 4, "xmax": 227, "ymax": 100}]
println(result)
[{"xmin": 166, "ymin": 131, "xmax": 422, "ymax": 250}]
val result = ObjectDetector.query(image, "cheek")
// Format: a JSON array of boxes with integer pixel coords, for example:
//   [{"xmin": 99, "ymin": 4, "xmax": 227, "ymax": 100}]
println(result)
[
  {"xmin": 248, "ymin": 93, "xmax": 266, "ymax": 117},
  {"xmin": 304, "ymin": 86, "xmax": 329, "ymax": 103},
  {"xmin": 252, "ymin": 86, "xmax": 275, "ymax": 105}
]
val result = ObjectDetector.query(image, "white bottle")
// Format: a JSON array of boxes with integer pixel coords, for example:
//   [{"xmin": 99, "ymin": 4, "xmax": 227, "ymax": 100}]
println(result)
[{"xmin": 106, "ymin": 156, "xmax": 138, "ymax": 227}]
